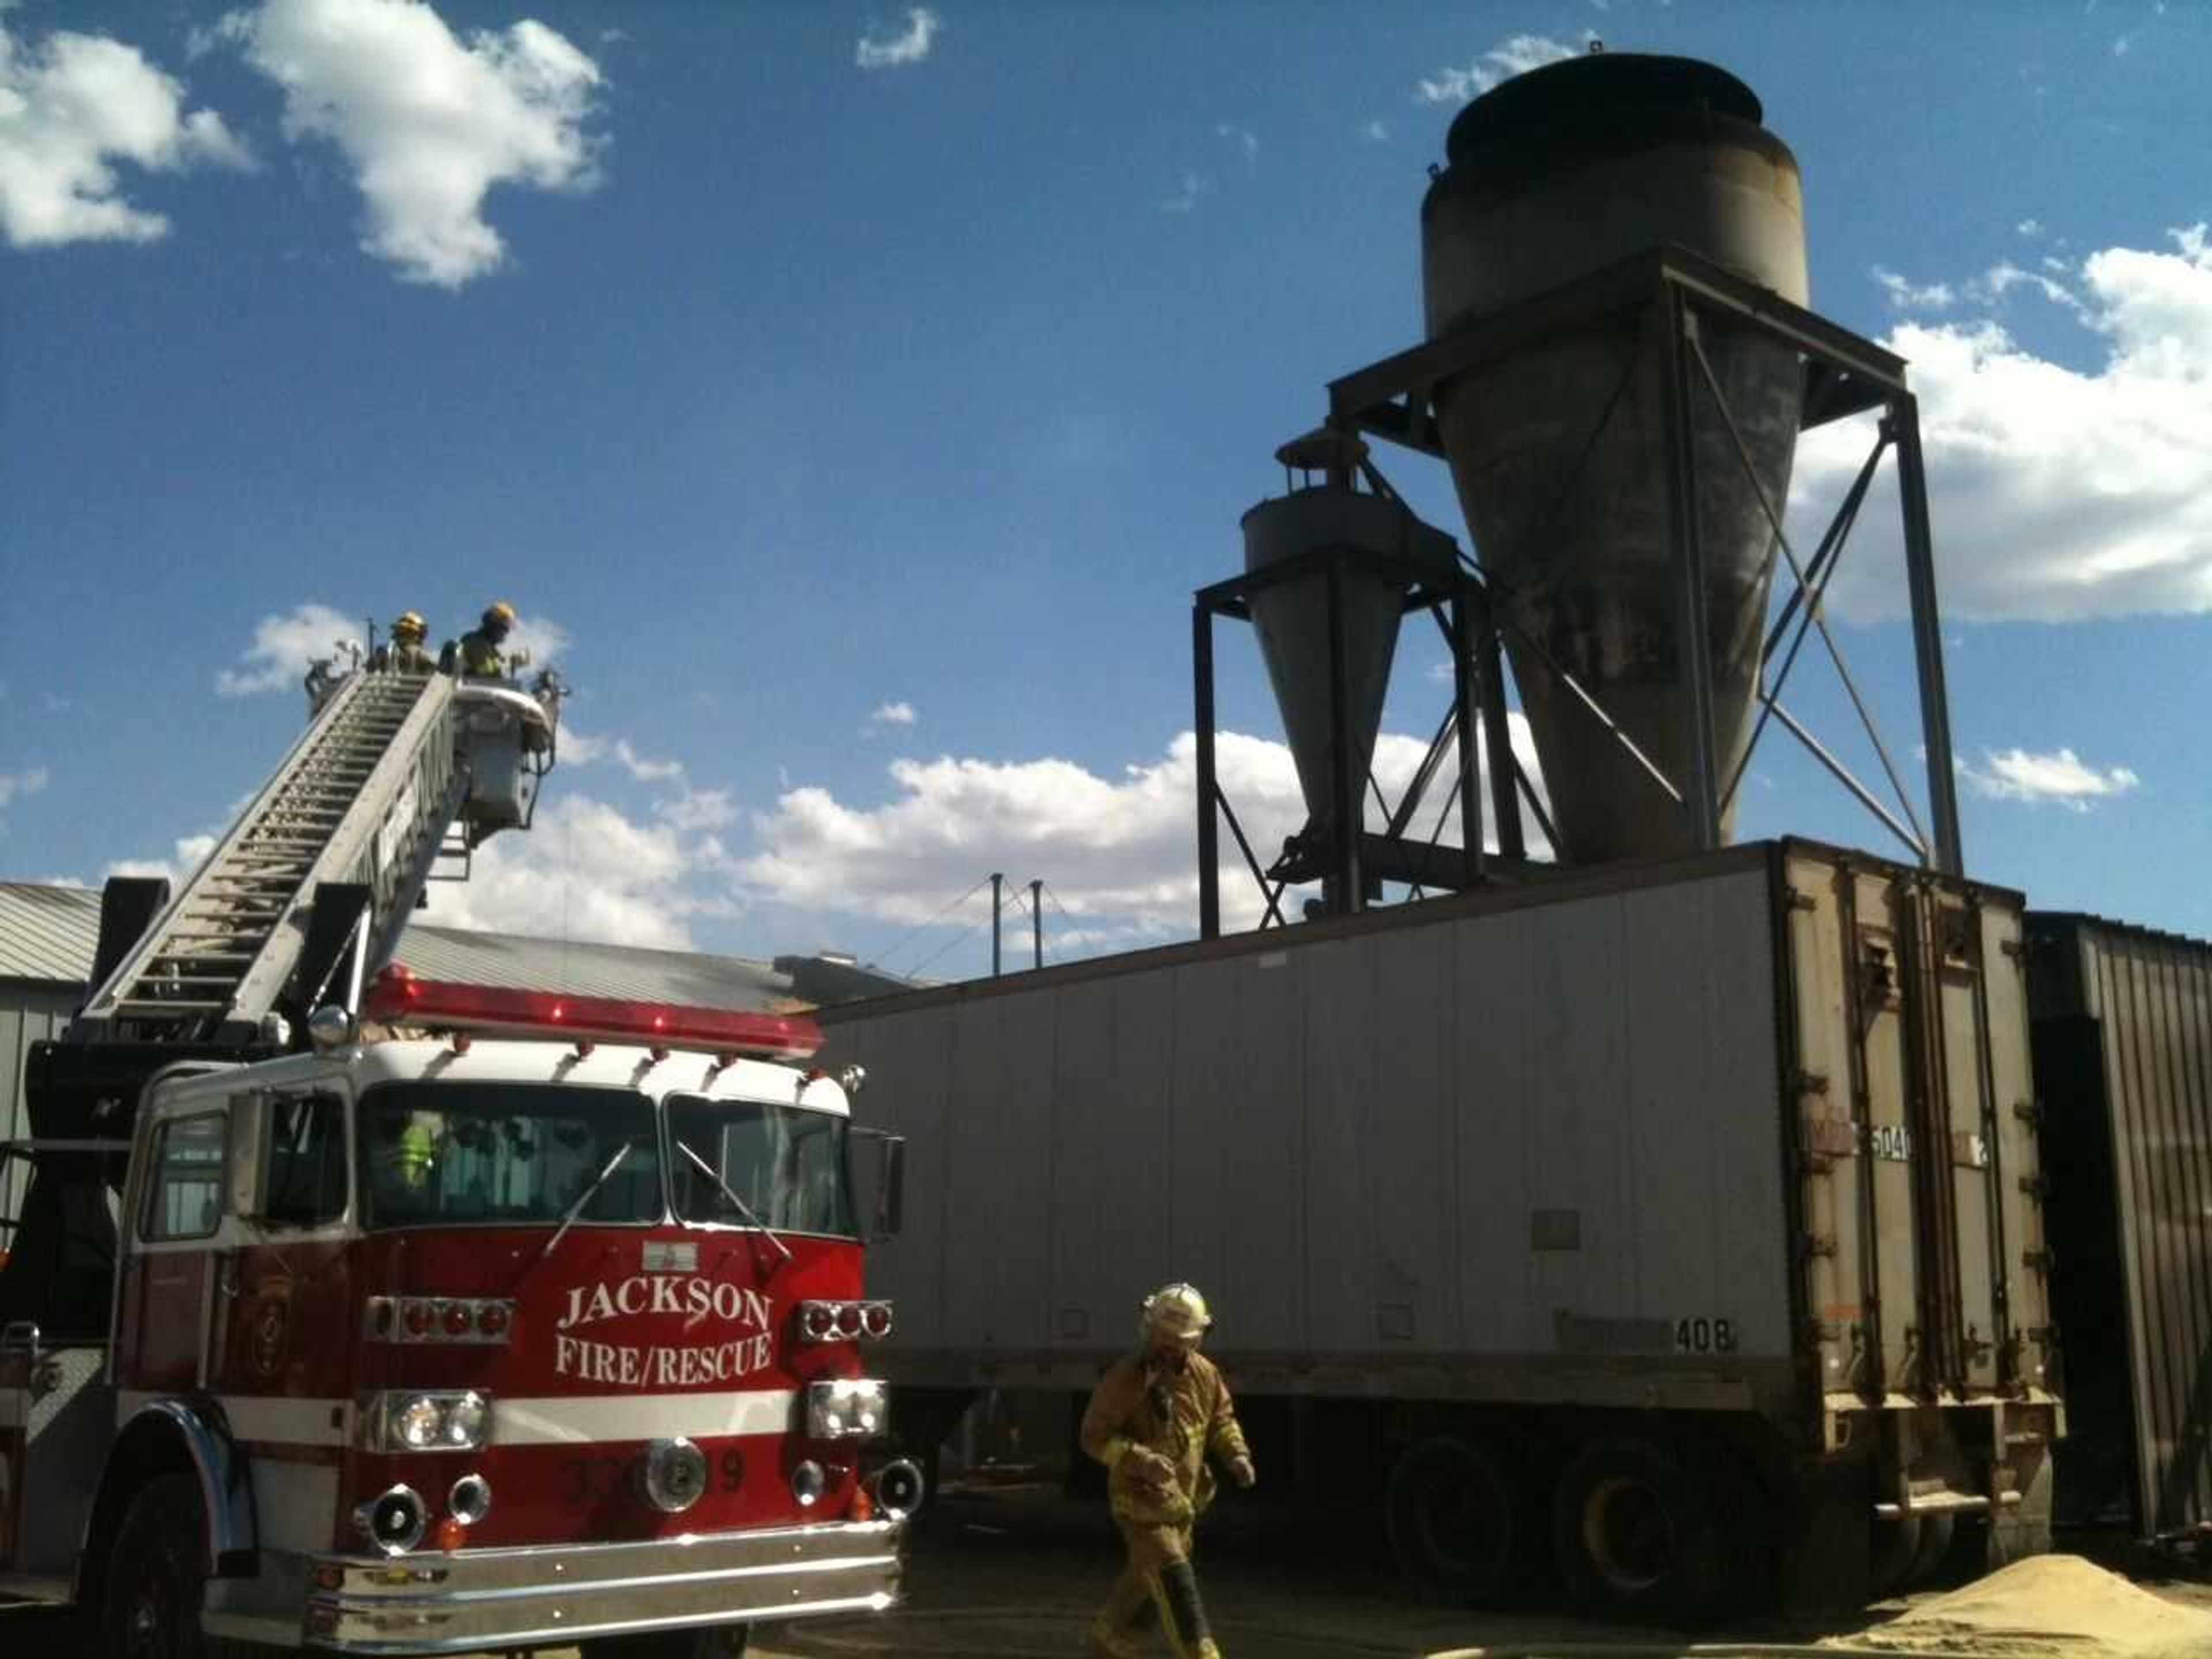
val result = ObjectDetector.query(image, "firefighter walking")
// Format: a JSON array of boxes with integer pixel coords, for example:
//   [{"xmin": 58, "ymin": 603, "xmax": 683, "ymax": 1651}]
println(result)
[{"xmin": 1080, "ymin": 1282, "xmax": 1254, "ymax": 1659}]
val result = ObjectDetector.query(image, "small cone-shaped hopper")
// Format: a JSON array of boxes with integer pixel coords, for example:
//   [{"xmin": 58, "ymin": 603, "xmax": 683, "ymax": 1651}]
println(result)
[
  {"xmin": 1422, "ymin": 54, "xmax": 1807, "ymax": 863},
  {"xmin": 1241, "ymin": 433, "xmax": 1459, "ymax": 856}
]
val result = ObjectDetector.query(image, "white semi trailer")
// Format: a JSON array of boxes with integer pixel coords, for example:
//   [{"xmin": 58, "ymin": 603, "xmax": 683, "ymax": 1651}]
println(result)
[{"xmin": 819, "ymin": 838, "xmax": 2058, "ymax": 1623}]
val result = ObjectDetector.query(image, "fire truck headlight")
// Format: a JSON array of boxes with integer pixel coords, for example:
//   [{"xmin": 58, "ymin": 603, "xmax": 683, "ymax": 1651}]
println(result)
[
  {"xmin": 368, "ymin": 1390, "xmax": 491, "ymax": 1453},
  {"xmin": 442, "ymin": 1392, "xmax": 488, "ymax": 1448},
  {"xmin": 395, "ymin": 1396, "xmax": 445, "ymax": 1449},
  {"xmin": 806, "ymin": 1377, "xmax": 888, "ymax": 1441}
]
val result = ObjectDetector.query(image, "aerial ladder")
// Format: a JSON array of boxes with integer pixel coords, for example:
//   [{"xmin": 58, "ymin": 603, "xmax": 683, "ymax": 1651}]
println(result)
[{"xmin": 27, "ymin": 642, "xmax": 564, "ymax": 1137}]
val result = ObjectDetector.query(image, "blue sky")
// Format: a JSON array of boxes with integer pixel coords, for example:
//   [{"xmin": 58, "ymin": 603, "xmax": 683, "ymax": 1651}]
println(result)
[{"xmin": 1, "ymin": 0, "xmax": 2206, "ymax": 980}]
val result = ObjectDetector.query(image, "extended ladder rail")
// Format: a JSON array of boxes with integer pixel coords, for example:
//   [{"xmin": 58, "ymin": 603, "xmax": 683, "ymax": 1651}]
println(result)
[{"xmin": 74, "ymin": 672, "xmax": 472, "ymax": 1044}]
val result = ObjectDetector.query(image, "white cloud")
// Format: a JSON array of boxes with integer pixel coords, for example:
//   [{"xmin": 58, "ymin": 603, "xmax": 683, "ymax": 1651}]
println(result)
[
  {"xmin": 502, "ymin": 611, "xmax": 570, "ymax": 670},
  {"xmin": 216, "ymin": 602, "xmax": 363, "ymax": 696},
  {"xmin": 0, "ymin": 764, "xmax": 48, "ymax": 825},
  {"xmin": 737, "ymin": 721, "xmax": 1548, "ymax": 944},
  {"xmin": 1975, "ymin": 259, "xmax": 2084, "ymax": 315},
  {"xmin": 866, "ymin": 700, "xmax": 916, "ymax": 731},
  {"xmin": 105, "ymin": 831, "xmax": 218, "ymax": 885},
  {"xmin": 659, "ymin": 787, "xmax": 734, "ymax": 834},
  {"xmin": 1161, "ymin": 171, "xmax": 1207, "ymax": 214},
  {"xmin": 420, "ymin": 789, "xmax": 733, "ymax": 949},
  {"xmin": 1872, "ymin": 266, "xmax": 1955, "ymax": 312},
  {"xmin": 221, "ymin": 0, "xmax": 603, "ymax": 287},
  {"xmin": 610, "ymin": 739, "xmax": 681, "ymax": 782},
  {"xmin": 1957, "ymin": 747, "xmax": 2140, "ymax": 810},
  {"xmin": 1415, "ymin": 33, "xmax": 1580, "ymax": 106},
  {"xmin": 560, "ymin": 727, "xmax": 683, "ymax": 782},
  {"xmin": 1217, "ymin": 123, "xmax": 1257, "ymax": 164},
  {"xmin": 2017, "ymin": 218, "xmax": 2045, "ymax": 238},
  {"xmin": 1796, "ymin": 226, "xmax": 2212, "ymax": 620},
  {"xmin": 1361, "ymin": 118, "xmax": 1388, "ymax": 142},
  {"xmin": 0, "ymin": 18, "xmax": 251, "ymax": 248},
  {"xmin": 855, "ymin": 7, "xmax": 940, "ymax": 71}
]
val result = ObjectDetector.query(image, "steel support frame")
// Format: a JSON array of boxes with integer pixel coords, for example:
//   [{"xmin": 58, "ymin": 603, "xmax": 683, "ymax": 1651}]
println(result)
[
  {"xmin": 1326, "ymin": 241, "xmax": 1965, "ymax": 877},
  {"xmin": 1194, "ymin": 546, "xmax": 1485, "ymax": 940}
]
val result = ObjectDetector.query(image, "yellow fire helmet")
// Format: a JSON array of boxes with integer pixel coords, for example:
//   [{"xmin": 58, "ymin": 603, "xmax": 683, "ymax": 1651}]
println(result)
[
  {"xmin": 391, "ymin": 611, "xmax": 426, "ymax": 640},
  {"xmin": 484, "ymin": 600, "xmax": 517, "ymax": 627},
  {"xmin": 1140, "ymin": 1282, "xmax": 1213, "ymax": 1347}
]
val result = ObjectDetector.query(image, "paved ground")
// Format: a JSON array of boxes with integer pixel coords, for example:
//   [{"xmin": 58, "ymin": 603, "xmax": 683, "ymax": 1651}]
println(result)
[{"xmin": 6, "ymin": 1486, "xmax": 2209, "ymax": 1657}]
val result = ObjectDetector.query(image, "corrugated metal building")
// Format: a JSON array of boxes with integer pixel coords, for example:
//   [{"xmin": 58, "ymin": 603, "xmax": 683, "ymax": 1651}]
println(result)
[
  {"xmin": 0, "ymin": 882, "xmax": 910, "ymax": 1218},
  {"xmin": 2028, "ymin": 911, "xmax": 2212, "ymax": 1539}
]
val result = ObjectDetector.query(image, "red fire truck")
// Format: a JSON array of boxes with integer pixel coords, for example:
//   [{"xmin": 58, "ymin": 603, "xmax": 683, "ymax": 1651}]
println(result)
[{"xmin": 0, "ymin": 639, "xmax": 918, "ymax": 1656}]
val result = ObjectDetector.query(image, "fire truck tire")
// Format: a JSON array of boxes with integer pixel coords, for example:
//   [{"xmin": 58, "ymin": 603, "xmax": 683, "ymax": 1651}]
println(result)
[
  {"xmin": 97, "ymin": 1472, "xmax": 251, "ymax": 1659},
  {"xmin": 1551, "ymin": 1433, "xmax": 1729, "ymax": 1627},
  {"xmin": 1383, "ymin": 1434, "xmax": 1521, "ymax": 1605},
  {"xmin": 579, "ymin": 1626, "xmax": 751, "ymax": 1658}
]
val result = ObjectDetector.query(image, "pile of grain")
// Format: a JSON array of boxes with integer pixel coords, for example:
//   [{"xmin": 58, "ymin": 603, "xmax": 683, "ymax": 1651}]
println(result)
[{"xmin": 1837, "ymin": 1554, "xmax": 2212, "ymax": 1658}]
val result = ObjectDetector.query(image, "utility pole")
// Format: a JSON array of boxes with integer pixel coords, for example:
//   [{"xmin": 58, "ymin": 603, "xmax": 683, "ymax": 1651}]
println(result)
[
  {"xmin": 1029, "ymin": 879, "xmax": 1043, "ymax": 969},
  {"xmin": 990, "ymin": 872, "xmax": 1004, "ymax": 978}
]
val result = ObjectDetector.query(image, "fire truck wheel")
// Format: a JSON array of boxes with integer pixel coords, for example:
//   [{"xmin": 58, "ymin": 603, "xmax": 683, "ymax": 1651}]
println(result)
[
  {"xmin": 1383, "ymin": 1434, "xmax": 1521, "ymax": 1605},
  {"xmin": 97, "ymin": 1472, "xmax": 248, "ymax": 1659},
  {"xmin": 1551, "ymin": 1433, "xmax": 1729, "ymax": 1627},
  {"xmin": 579, "ymin": 1626, "xmax": 751, "ymax": 1658}
]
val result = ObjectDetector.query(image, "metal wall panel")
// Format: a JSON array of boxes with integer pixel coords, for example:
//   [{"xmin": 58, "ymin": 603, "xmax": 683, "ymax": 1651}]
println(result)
[
  {"xmin": 1, "ymin": 985, "xmax": 80, "ymax": 1228},
  {"xmin": 2030, "ymin": 914, "xmax": 2212, "ymax": 1536},
  {"xmin": 823, "ymin": 850, "xmax": 1804, "ymax": 1408}
]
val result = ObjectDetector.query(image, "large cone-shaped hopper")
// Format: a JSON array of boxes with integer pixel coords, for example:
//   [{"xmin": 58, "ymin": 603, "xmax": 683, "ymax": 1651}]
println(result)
[
  {"xmin": 1241, "ymin": 441, "xmax": 1459, "ymax": 851},
  {"xmin": 1422, "ymin": 54, "xmax": 1807, "ymax": 863}
]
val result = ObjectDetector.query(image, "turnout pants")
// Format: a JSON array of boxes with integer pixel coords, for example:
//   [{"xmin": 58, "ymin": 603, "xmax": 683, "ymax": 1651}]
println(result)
[{"xmin": 1089, "ymin": 1517, "xmax": 1219, "ymax": 1659}]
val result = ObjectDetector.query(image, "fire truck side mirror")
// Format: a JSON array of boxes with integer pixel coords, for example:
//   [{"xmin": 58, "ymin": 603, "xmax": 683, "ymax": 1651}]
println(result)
[
  {"xmin": 226, "ymin": 1092, "xmax": 271, "ymax": 1224},
  {"xmin": 854, "ymin": 1130, "xmax": 905, "ymax": 1241}
]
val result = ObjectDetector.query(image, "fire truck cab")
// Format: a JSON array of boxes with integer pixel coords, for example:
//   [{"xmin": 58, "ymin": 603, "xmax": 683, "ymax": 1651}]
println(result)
[
  {"xmin": 1, "ymin": 975, "xmax": 918, "ymax": 1657},
  {"xmin": 2, "ymin": 615, "xmax": 918, "ymax": 1654}
]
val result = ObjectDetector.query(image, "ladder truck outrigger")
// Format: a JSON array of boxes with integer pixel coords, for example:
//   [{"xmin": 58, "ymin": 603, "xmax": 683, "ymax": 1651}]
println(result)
[{"xmin": 0, "ymin": 635, "xmax": 918, "ymax": 1658}]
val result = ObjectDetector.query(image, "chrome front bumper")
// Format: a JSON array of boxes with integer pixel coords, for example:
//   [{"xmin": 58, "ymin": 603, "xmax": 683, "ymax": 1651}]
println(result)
[{"xmin": 303, "ymin": 1519, "xmax": 903, "ymax": 1653}]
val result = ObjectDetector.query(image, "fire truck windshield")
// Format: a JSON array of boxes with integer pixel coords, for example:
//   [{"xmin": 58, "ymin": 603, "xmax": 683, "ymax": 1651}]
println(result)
[
  {"xmin": 665, "ymin": 1096, "xmax": 855, "ymax": 1237},
  {"xmin": 357, "ymin": 1082, "xmax": 663, "ymax": 1230}
]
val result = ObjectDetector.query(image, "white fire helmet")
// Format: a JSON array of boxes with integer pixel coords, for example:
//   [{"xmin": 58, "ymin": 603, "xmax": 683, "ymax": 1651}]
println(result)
[{"xmin": 1140, "ymin": 1282, "xmax": 1214, "ymax": 1348}]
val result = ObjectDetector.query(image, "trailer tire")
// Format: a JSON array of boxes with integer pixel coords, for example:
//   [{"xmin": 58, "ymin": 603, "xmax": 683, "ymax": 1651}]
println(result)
[
  {"xmin": 580, "ymin": 1627, "xmax": 749, "ymax": 1659},
  {"xmin": 1908, "ymin": 1512, "xmax": 1956, "ymax": 1587},
  {"xmin": 1384, "ymin": 1435, "xmax": 1521, "ymax": 1605},
  {"xmin": 1551, "ymin": 1434, "xmax": 1728, "ymax": 1627},
  {"xmin": 1869, "ymin": 1517, "xmax": 1920, "ymax": 1600},
  {"xmin": 97, "ymin": 1471, "xmax": 244, "ymax": 1659}
]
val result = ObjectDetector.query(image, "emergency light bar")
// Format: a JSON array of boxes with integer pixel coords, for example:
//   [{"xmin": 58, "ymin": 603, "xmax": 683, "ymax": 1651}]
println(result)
[{"xmin": 365, "ymin": 967, "xmax": 823, "ymax": 1062}]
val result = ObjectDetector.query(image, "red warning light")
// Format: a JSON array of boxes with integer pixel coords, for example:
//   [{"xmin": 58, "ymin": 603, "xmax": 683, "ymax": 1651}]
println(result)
[{"xmin": 364, "ymin": 968, "xmax": 821, "ymax": 1060}]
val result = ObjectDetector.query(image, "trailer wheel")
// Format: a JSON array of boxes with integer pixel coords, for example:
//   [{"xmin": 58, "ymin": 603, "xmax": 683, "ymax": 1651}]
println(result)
[
  {"xmin": 1384, "ymin": 1435, "xmax": 1521, "ymax": 1605},
  {"xmin": 1551, "ymin": 1434, "xmax": 1728, "ymax": 1626},
  {"xmin": 1870, "ymin": 1509, "xmax": 1955, "ymax": 1599},
  {"xmin": 97, "ymin": 1472, "xmax": 237, "ymax": 1659},
  {"xmin": 1907, "ymin": 1512, "xmax": 1956, "ymax": 1586},
  {"xmin": 580, "ymin": 1625, "xmax": 750, "ymax": 1658}
]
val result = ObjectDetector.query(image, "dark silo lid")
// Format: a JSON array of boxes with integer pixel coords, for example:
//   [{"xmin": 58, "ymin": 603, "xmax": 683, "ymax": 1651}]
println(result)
[{"xmin": 1444, "ymin": 53, "xmax": 1764, "ymax": 166}]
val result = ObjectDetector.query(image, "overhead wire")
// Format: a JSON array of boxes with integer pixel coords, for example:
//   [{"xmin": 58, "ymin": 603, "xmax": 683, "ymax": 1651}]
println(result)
[
  {"xmin": 870, "ymin": 876, "xmax": 993, "ymax": 976},
  {"xmin": 907, "ymin": 909, "xmax": 994, "ymax": 979}
]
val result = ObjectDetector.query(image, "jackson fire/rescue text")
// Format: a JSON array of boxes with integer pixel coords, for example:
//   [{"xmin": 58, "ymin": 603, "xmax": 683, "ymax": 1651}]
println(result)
[{"xmin": 554, "ymin": 1275, "xmax": 777, "ymax": 1388}]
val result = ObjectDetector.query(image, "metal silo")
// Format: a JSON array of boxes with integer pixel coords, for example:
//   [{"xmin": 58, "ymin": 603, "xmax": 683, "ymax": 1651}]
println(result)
[
  {"xmin": 1240, "ymin": 433, "xmax": 1460, "ymax": 908},
  {"xmin": 1422, "ymin": 53, "xmax": 1808, "ymax": 863}
]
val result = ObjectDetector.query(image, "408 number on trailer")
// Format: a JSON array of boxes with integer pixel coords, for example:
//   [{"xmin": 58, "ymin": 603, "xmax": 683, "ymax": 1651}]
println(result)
[{"xmin": 1673, "ymin": 1317, "xmax": 1737, "ymax": 1354}]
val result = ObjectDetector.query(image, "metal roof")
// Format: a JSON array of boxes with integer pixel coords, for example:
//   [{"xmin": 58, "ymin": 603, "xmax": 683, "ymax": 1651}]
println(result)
[
  {"xmin": 0, "ymin": 882, "xmax": 914, "ymax": 1012},
  {"xmin": 0, "ymin": 882, "xmax": 99, "ymax": 983},
  {"xmin": 396, "ymin": 927, "xmax": 800, "ymax": 1013}
]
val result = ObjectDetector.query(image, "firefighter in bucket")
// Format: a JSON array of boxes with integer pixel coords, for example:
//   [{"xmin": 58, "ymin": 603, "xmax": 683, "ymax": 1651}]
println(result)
[{"xmin": 1079, "ymin": 1282, "xmax": 1255, "ymax": 1658}]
